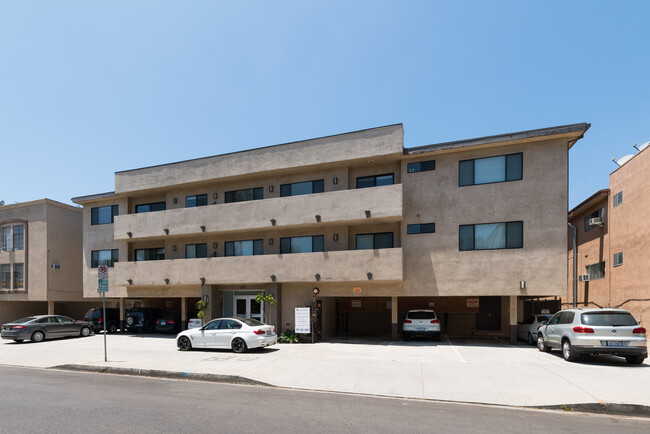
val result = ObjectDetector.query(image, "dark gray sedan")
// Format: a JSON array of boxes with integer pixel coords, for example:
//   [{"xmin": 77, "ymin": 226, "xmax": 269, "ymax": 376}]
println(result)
[{"xmin": 1, "ymin": 315, "xmax": 92, "ymax": 343}]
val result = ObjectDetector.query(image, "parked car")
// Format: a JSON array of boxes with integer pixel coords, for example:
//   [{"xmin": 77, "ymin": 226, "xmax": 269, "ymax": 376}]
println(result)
[
  {"xmin": 155, "ymin": 313, "xmax": 181, "ymax": 334},
  {"xmin": 125, "ymin": 308, "xmax": 167, "ymax": 332},
  {"xmin": 517, "ymin": 314, "xmax": 552, "ymax": 345},
  {"xmin": 83, "ymin": 307, "xmax": 120, "ymax": 333},
  {"xmin": 176, "ymin": 317, "xmax": 277, "ymax": 353},
  {"xmin": 537, "ymin": 308, "xmax": 647, "ymax": 364},
  {"xmin": 402, "ymin": 309, "xmax": 441, "ymax": 341},
  {"xmin": 1, "ymin": 315, "xmax": 92, "ymax": 343}
]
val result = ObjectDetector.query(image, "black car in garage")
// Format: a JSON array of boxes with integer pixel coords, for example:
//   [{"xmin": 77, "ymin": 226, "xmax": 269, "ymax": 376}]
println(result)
[
  {"xmin": 125, "ymin": 308, "xmax": 167, "ymax": 332},
  {"xmin": 83, "ymin": 307, "xmax": 120, "ymax": 333}
]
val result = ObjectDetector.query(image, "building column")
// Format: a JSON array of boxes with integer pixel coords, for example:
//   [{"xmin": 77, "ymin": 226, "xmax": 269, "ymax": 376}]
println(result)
[
  {"xmin": 509, "ymin": 296, "xmax": 518, "ymax": 345},
  {"xmin": 181, "ymin": 297, "xmax": 187, "ymax": 330},
  {"xmin": 391, "ymin": 296, "xmax": 398, "ymax": 341},
  {"xmin": 119, "ymin": 298, "xmax": 125, "ymax": 333},
  {"xmin": 47, "ymin": 301, "xmax": 55, "ymax": 315}
]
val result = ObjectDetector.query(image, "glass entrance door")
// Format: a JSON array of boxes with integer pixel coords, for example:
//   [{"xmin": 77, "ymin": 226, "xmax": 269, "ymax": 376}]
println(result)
[{"xmin": 234, "ymin": 295, "xmax": 263, "ymax": 322}]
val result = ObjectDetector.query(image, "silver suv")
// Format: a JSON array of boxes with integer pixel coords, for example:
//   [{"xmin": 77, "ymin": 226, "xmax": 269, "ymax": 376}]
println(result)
[{"xmin": 537, "ymin": 308, "xmax": 647, "ymax": 364}]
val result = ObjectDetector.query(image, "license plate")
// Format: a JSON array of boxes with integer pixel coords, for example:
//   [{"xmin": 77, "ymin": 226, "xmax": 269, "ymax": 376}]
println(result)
[
  {"xmin": 607, "ymin": 341, "xmax": 623, "ymax": 347},
  {"xmin": 160, "ymin": 321, "xmax": 166, "ymax": 325},
  {"xmin": 416, "ymin": 328, "xmax": 426, "ymax": 331}
]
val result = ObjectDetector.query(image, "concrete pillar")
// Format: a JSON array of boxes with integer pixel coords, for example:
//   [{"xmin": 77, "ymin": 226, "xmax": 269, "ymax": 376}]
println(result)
[
  {"xmin": 391, "ymin": 296, "xmax": 398, "ymax": 341},
  {"xmin": 509, "ymin": 296, "xmax": 518, "ymax": 345},
  {"xmin": 181, "ymin": 297, "xmax": 187, "ymax": 330},
  {"xmin": 119, "ymin": 298, "xmax": 125, "ymax": 333},
  {"xmin": 47, "ymin": 301, "xmax": 54, "ymax": 315}
]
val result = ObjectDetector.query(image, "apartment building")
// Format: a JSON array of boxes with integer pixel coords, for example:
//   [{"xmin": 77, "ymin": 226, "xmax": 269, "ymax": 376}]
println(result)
[
  {"xmin": 72, "ymin": 123, "xmax": 589, "ymax": 342},
  {"xmin": 0, "ymin": 199, "xmax": 94, "ymax": 325},
  {"xmin": 567, "ymin": 141, "xmax": 650, "ymax": 324}
]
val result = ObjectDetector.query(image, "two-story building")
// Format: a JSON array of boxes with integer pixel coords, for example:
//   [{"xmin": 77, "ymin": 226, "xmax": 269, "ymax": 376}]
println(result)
[
  {"xmin": 0, "ymin": 199, "xmax": 94, "ymax": 325},
  {"xmin": 72, "ymin": 123, "xmax": 589, "ymax": 342}
]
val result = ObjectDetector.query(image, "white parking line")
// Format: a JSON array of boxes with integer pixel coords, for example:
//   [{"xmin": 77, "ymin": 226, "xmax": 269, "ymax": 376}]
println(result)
[
  {"xmin": 375, "ymin": 341, "xmax": 393, "ymax": 360},
  {"xmin": 446, "ymin": 337, "xmax": 468, "ymax": 364}
]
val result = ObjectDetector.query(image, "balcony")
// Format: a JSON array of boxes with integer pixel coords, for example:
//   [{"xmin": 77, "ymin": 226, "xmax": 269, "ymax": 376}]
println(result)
[
  {"xmin": 114, "ymin": 184, "xmax": 402, "ymax": 240},
  {"xmin": 112, "ymin": 248, "xmax": 403, "ymax": 287}
]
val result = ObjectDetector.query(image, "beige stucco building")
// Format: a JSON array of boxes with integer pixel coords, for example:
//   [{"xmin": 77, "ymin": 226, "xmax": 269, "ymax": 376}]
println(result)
[
  {"xmin": 567, "ymin": 141, "xmax": 650, "ymax": 325},
  {"xmin": 0, "ymin": 199, "xmax": 95, "ymax": 325},
  {"xmin": 72, "ymin": 123, "xmax": 589, "ymax": 342}
]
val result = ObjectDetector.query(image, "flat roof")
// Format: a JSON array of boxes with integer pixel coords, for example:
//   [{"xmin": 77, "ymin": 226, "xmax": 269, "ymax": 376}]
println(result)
[
  {"xmin": 0, "ymin": 198, "xmax": 82, "ymax": 213},
  {"xmin": 405, "ymin": 123, "xmax": 590, "ymax": 155}
]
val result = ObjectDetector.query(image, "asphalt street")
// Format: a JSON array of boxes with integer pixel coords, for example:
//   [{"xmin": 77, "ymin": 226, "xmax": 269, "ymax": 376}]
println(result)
[{"xmin": 0, "ymin": 366, "xmax": 647, "ymax": 433}]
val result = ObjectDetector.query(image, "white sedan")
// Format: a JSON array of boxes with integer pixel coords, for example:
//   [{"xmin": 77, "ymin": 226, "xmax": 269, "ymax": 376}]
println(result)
[
  {"xmin": 517, "ymin": 314, "xmax": 551, "ymax": 345},
  {"xmin": 176, "ymin": 317, "xmax": 277, "ymax": 353}
]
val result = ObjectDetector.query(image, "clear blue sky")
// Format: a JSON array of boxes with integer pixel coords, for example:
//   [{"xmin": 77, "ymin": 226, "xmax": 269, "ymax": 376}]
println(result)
[{"xmin": 1, "ymin": 1, "xmax": 648, "ymax": 209}]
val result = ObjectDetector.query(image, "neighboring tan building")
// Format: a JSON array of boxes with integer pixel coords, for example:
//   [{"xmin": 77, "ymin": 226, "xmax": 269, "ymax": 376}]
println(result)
[
  {"xmin": 567, "ymin": 141, "xmax": 650, "ymax": 325},
  {"xmin": 72, "ymin": 123, "xmax": 589, "ymax": 342},
  {"xmin": 0, "ymin": 199, "xmax": 95, "ymax": 325}
]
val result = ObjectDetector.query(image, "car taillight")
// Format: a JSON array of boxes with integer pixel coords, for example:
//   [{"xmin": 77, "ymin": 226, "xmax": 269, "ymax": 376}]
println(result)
[
  {"xmin": 168, "ymin": 320, "xmax": 175, "ymax": 324},
  {"xmin": 573, "ymin": 326, "xmax": 594, "ymax": 333},
  {"xmin": 404, "ymin": 319, "xmax": 412, "ymax": 324},
  {"xmin": 431, "ymin": 319, "xmax": 439, "ymax": 324},
  {"xmin": 156, "ymin": 320, "xmax": 160, "ymax": 324},
  {"xmin": 253, "ymin": 329, "xmax": 265, "ymax": 335},
  {"xmin": 633, "ymin": 327, "xmax": 646, "ymax": 334},
  {"xmin": 12, "ymin": 325, "xmax": 26, "ymax": 330},
  {"xmin": 98, "ymin": 318, "xmax": 103, "ymax": 323}
]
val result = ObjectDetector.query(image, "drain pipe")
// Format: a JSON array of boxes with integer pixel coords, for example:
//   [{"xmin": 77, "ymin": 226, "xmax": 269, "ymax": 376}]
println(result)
[{"xmin": 568, "ymin": 222, "xmax": 577, "ymax": 308}]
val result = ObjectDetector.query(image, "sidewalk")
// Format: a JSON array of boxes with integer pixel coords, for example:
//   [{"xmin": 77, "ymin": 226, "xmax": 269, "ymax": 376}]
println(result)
[{"xmin": 1, "ymin": 334, "xmax": 648, "ymax": 414}]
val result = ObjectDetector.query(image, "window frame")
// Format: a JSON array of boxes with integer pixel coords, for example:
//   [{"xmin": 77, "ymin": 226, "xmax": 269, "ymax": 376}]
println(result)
[
  {"xmin": 224, "ymin": 187, "xmax": 264, "ymax": 204},
  {"xmin": 279, "ymin": 235, "xmax": 325, "ymax": 254},
  {"xmin": 407, "ymin": 160, "xmax": 436, "ymax": 174},
  {"xmin": 13, "ymin": 263, "xmax": 24, "ymax": 289},
  {"xmin": 224, "ymin": 239, "xmax": 264, "ymax": 257},
  {"xmin": 458, "ymin": 153, "xmax": 523, "ymax": 187},
  {"xmin": 585, "ymin": 261, "xmax": 606, "ymax": 280},
  {"xmin": 185, "ymin": 194, "xmax": 208, "ymax": 208},
  {"xmin": 91, "ymin": 205, "xmax": 119, "ymax": 225},
  {"xmin": 135, "ymin": 202, "xmax": 166, "ymax": 214},
  {"xmin": 0, "ymin": 264, "xmax": 10, "ymax": 289},
  {"xmin": 407, "ymin": 223, "xmax": 435, "ymax": 234},
  {"xmin": 613, "ymin": 191, "xmax": 623, "ymax": 208},
  {"xmin": 355, "ymin": 232, "xmax": 394, "ymax": 250},
  {"xmin": 280, "ymin": 180, "xmax": 325, "ymax": 197},
  {"xmin": 583, "ymin": 208, "xmax": 604, "ymax": 232},
  {"xmin": 356, "ymin": 173, "xmax": 395, "ymax": 189},
  {"xmin": 613, "ymin": 251, "xmax": 623, "ymax": 267},
  {"xmin": 459, "ymin": 221, "xmax": 524, "ymax": 251},
  {"xmin": 185, "ymin": 243, "xmax": 208, "ymax": 259},
  {"xmin": 12, "ymin": 225, "xmax": 24, "ymax": 251},
  {"xmin": 91, "ymin": 249, "xmax": 119, "ymax": 268},
  {"xmin": 134, "ymin": 247, "xmax": 165, "ymax": 261},
  {"xmin": 1, "ymin": 226, "xmax": 11, "ymax": 251}
]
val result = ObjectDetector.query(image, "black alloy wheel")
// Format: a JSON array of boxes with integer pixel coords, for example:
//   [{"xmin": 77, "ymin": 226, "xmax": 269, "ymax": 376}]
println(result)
[
  {"xmin": 178, "ymin": 336, "xmax": 192, "ymax": 351},
  {"xmin": 231, "ymin": 338, "xmax": 248, "ymax": 353},
  {"xmin": 527, "ymin": 332, "xmax": 535, "ymax": 346}
]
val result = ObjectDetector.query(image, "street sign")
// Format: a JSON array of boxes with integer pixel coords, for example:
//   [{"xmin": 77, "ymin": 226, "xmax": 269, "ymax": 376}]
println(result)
[
  {"xmin": 98, "ymin": 266, "xmax": 109, "ymax": 293},
  {"xmin": 98, "ymin": 279, "xmax": 109, "ymax": 293}
]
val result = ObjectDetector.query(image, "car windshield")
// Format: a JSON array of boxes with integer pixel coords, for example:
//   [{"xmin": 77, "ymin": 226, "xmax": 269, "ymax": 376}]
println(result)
[
  {"xmin": 407, "ymin": 311, "xmax": 435, "ymax": 320},
  {"xmin": 13, "ymin": 317, "xmax": 36, "ymax": 323},
  {"xmin": 581, "ymin": 312, "xmax": 638, "ymax": 327},
  {"xmin": 239, "ymin": 318, "xmax": 264, "ymax": 327},
  {"xmin": 537, "ymin": 315, "xmax": 551, "ymax": 322},
  {"xmin": 85, "ymin": 309, "xmax": 101, "ymax": 318}
]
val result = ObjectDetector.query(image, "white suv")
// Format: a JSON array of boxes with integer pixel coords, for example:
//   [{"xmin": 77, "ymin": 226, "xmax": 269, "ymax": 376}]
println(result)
[
  {"xmin": 403, "ymin": 310, "xmax": 441, "ymax": 341},
  {"xmin": 537, "ymin": 308, "xmax": 647, "ymax": 364}
]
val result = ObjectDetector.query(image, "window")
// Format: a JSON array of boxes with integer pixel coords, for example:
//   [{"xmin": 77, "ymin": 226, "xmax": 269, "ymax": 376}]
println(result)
[
  {"xmin": 12, "ymin": 225, "xmax": 24, "ymax": 250},
  {"xmin": 407, "ymin": 160, "xmax": 435, "ymax": 173},
  {"xmin": 280, "ymin": 236, "xmax": 324, "ymax": 254},
  {"xmin": 0, "ymin": 264, "xmax": 10, "ymax": 289},
  {"xmin": 204, "ymin": 320, "xmax": 221, "ymax": 330},
  {"xmin": 91, "ymin": 205, "xmax": 118, "ymax": 225},
  {"xmin": 91, "ymin": 249, "xmax": 119, "ymax": 268},
  {"xmin": 459, "ymin": 221, "xmax": 523, "ymax": 251},
  {"xmin": 459, "ymin": 153, "xmax": 522, "ymax": 186},
  {"xmin": 407, "ymin": 223, "xmax": 435, "ymax": 234},
  {"xmin": 186, "ymin": 194, "xmax": 208, "ymax": 208},
  {"xmin": 225, "ymin": 239, "xmax": 263, "ymax": 256},
  {"xmin": 548, "ymin": 312, "xmax": 561, "ymax": 325},
  {"xmin": 583, "ymin": 208, "xmax": 604, "ymax": 232},
  {"xmin": 613, "ymin": 191, "xmax": 623, "ymax": 207},
  {"xmin": 356, "ymin": 232, "xmax": 394, "ymax": 250},
  {"xmin": 185, "ymin": 243, "xmax": 208, "ymax": 259},
  {"xmin": 280, "ymin": 180, "xmax": 324, "ymax": 197},
  {"xmin": 613, "ymin": 252, "xmax": 623, "ymax": 267},
  {"xmin": 13, "ymin": 263, "xmax": 24, "ymax": 289},
  {"xmin": 581, "ymin": 311, "xmax": 638, "ymax": 327},
  {"xmin": 1, "ymin": 226, "xmax": 11, "ymax": 251},
  {"xmin": 135, "ymin": 202, "xmax": 166, "ymax": 213},
  {"xmin": 356, "ymin": 174, "xmax": 394, "ymax": 189},
  {"xmin": 585, "ymin": 261, "xmax": 605, "ymax": 280},
  {"xmin": 135, "ymin": 248, "xmax": 165, "ymax": 261},
  {"xmin": 219, "ymin": 319, "xmax": 242, "ymax": 330},
  {"xmin": 225, "ymin": 187, "xmax": 263, "ymax": 203}
]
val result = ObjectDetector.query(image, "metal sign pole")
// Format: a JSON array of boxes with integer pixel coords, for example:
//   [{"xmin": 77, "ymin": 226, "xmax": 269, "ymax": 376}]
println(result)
[
  {"xmin": 102, "ymin": 291, "xmax": 107, "ymax": 362},
  {"xmin": 97, "ymin": 265, "xmax": 109, "ymax": 362}
]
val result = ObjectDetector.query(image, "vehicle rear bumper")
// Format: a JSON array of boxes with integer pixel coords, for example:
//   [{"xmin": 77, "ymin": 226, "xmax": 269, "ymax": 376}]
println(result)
[
  {"xmin": 573, "ymin": 345, "xmax": 647, "ymax": 357},
  {"xmin": 255, "ymin": 335, "xmax": 278, "ymax": 348},
  {"xmin": 1, "ymin": 330, "xmax": 31, "ymax": 340}
]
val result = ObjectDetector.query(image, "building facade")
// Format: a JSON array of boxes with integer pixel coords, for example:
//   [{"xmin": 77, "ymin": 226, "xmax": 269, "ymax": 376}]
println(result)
[
  {"xmin": 72, "ymin": 123, "xmax": 589, "ymax": 342},
  {"xmin": 567, "ymin": 141, "xmax": 650, "ymax": 325},
  {"xmin": 0, "ymin": 199, "xmax": 94, "ymax": 324}
]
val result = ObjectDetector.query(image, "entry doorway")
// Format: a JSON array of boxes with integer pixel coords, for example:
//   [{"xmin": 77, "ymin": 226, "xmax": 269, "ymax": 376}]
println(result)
[{"xmin": 233, "ymin": 295, "xmax": 263, "ymax": 322}]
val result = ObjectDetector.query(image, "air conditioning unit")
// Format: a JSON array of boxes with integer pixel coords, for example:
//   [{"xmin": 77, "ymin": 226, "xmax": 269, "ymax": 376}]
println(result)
[
  {"xmin": 589, "ymin": 217, "xmax": 603, "ymax": 227},
  {"xmin": 578, "ymin": 274, "xmax": 590, "ymax": 282},
  {"xmin": 50, "ymin": 263, "xmax": 61, "ymax": 270}
]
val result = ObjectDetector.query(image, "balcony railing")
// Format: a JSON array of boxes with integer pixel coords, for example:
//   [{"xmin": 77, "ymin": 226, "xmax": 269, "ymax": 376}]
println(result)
[
  {"xmin": 114, "ymin": 184, "xmax": 402, "ymax": 241},
  {"xmin": 112, "ymin": 248, "xmax": 403, "ymax": 287}
]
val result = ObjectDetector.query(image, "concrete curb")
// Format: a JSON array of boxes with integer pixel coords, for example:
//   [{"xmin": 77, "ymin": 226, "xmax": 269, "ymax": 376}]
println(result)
[
  {"xmin": 51, "ymin": 364, "xmax": 650, "ymax": 418},
  {"xmin": 52, "ymin": 364, "xmax": 271, "ymax": 387}
]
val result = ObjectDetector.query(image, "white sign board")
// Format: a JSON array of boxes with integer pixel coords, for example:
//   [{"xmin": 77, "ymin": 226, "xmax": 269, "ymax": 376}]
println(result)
[
  {"xmin": 97, "ymin": 266, "xmax": 109, "ymax": 293},
  {"xmin": 295, "ymin": 307, "xmax": 311, "ymax": 334},
  {"xmin": 188, "ymin": 318, "xmax": 202, "ymax": 329},
  {"xmin": 467, "ymin": 298, "xmax": 479, "ymax": 308}
]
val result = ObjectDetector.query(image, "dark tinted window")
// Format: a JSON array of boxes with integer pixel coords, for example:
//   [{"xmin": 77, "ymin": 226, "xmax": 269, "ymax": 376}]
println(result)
[
  {"xmin": 407, "ymin": 223, "xmax": 435, "ymax": 234},
  {"xmin": 356, "ymin": 174, "xmax": 394, "ymax": 189},
  {"xmin": 225, "ymin": 239, "xmax": 263, "ymax": 256},
  {"xmin": 225, "ymin": 188, "xmax": 263, "ymax": 203},
  {"xmin": 459, "ymin": 153, "xmax": 522, "ymax": 186},
  {"xmin": 522, "ymin": 316, "xmax": 535, "ymax": 325},
  {"xmin": 204, "ymin": 320, "xmax": 221, "ymax": 330},
  {"xmin": 279, "ymin": 236, "xmax": 324, "ymax": 254},
  {"xmin": 280, "ymin": 180, "xmax": 325, "ymax": 197},
  {"xmin": 14, "ymin": 317, "xmax": 36, "ymax": 323},
  {"xmin": 459, "ymin": 221, "xmax": 523, "ymax": 251},
  {"xmin": 356, "ymin": 232, "xmax": 394, "ymax": 250},
  {"xmin": 91, "ymin": 249, "xmax": 119, "ymax": 268},
  {"xmin": 91, "ymin": 205, "xmax": 118, "ymax": 225},
  {"xmin": 186, "ymin": 194, "xmax": 208, "ymax": 207},
  {"xmin": 581, "ymin": 312, "xmax": 638, "ymax": 326},
  {"xmin": 219, "ymin": 319, "xmax": 242, "ymax": 330},
  {"xmin": 407, "ymin": 160, "xmax": 435, "ymax": 173},
  {"xmin": 185, "ymin": 243, "xmax": 208, "ymax": 259},
  {"xmin": 407, "ymin": 311, "xmax": 436, "ymax": 320},
  {"xmin": 548, "ymin": 313, "xmax": 561, "ymax": 325},
  {"xmin": 135, "ymin": 248, "xmax": 165, "ymax": 261},
  {"xmin": 558, "ymin": 312, "xmax": 575, "ymax": 324},
  {"xmin": 135, "ymin": 202, "xmax": 166, "ymax": 213},
  {"xmin": 537, "ymin": 315, "xmax": 551, "ymax": 323},
  {"xmin": 240, "ymin": 318, "xmax": 264, "ymax": 326}
]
